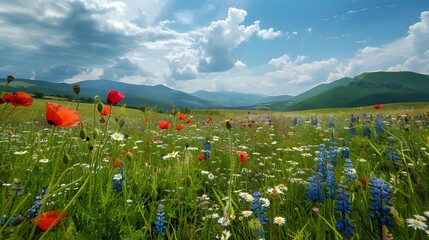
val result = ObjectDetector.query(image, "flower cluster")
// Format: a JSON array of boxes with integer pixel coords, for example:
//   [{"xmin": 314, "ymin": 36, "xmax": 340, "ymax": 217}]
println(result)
[
  {"xmin": 334, "ymin": 184, "xmax": 354, "ymax": 238},
  {"xmin": 368, "ymin": 177, "xmax": 394, "ymax": 227},
  {"xmin": 112, "ymin": 166, "xmax": 125, "ymax": 192},
  {"xmin": 154, "ymin": 204, "xmax": 166, "ymax": 236}
]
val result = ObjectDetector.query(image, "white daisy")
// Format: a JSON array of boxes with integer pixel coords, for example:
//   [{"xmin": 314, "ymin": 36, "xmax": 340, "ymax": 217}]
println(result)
[
  {"xmin": 111, "ymin": 132, "xmax": 124, "ymax": 141},
  {"xmin": 273, "ymin": 216, "xmax": 286, "ymax": 225},
  {"xmin": 407, "ymin": 218, "xmax": 428, "ymax": 230},
  {"xmin": 39, "ymin": 158, "xmax": 49, "ymax": 164},
  {"xmin": 242, "ymin": 210, "xmax": 253, "ymax": 218}
]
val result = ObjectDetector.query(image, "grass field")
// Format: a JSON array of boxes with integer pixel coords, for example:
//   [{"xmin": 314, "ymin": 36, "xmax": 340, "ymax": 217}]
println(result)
[{"xmin": 1, "ymin": 93, "xmax": 429, "ymax": 239}]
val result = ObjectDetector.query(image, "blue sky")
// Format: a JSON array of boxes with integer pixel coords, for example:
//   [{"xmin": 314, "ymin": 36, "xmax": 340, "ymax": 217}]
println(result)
[{"xmin": 0, "ymin": 0, "xmax": 428, "ymax": 96}]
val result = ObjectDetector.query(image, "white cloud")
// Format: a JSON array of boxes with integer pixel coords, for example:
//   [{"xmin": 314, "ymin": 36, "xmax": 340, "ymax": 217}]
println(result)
[
  {"xmin": 235, "ymin": 60, "xmax": 246, "ymax": 68},
  {"xmin": 257, "ymin": 28, "xmax": 282, "ymax": 40},
  {"xmin": 267, "ymin": 54, "xmax": 338, "ymax": 86},
  {"xmin": 175, "ymin": 10, "xmax": 194, "ymax": 25},
  {"xmin": 328, "ymin": 11, "xmax": 429, "ymax": 81},
  {"xmin": 307, "ymin": 27, "xmax": 312, "ymax": 33}
]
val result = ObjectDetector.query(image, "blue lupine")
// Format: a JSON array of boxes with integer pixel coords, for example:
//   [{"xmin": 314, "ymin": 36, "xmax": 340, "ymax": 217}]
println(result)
[
  {"xmin": 334, "ymin": 184, "xmax": 354, "ymax": 238},
  {"xmin": 251, "ymin": 192, "xmax": 268, "ymax": 239},
  {"xmin": 329, "ymin": 141, "xmax": 338, "ymax": 166},
  {"xmin": 112, "ymin": 166, "xmax": 125, "ymax": 192},
  {"xmin": 326, "ymin": 164, "xmax": 336, "ymax": 199},
  {"xmin": 1, "ymin": 214, "xmax": 6, "ymax": 226},
  {"xmin": 28, "ymin": 187, "xmax": 48, "ymax": 217},
  {"xmin": 317, "ymin": 144, "xmax": 327, "ymax": 179},
  {"xmin": 363, "ymin": 123, "xmax": 371, "ymax": 138},
  {"xmin": 350, "ymin": 114, "xmax": 357, "ymax": 123},
  {"xmin": 368, "ymin": 177, "xmax": 394, "ymax": 227},
  {"xmin": 203, "ymin": 140, "xmax": 211, "ymax": 160},
  {"xmin": 328, "ymin": 117, "xmax": 335, "ymax": 128},
  {"xmin": 154, "ymin": 204, "xmax": 166, "ymax": 236},
  {"xmin": 343, "ymin": 158, "xmax": 356, "ymax": 182},
  {"xmin": 340, "ymin": 146, "xmax": 350, "ymax": 159},
  {"xmin": 349, "ymin": 123, "xmax": 356, "ymax": 137},
  {"xmin": 336, "ymin": 217, "xmax": 355, "ymax": 239},
  {"xmin": 375, "ymin": 117, "xmax": 384, "ymax": 136},
  {"xmin": 335, "ymin": 184, "xmax": 352, "ymax": 214},
  {"xmin": 311, "ymin": 118, "xmax": 318, "ymax": 126},
  {"xmin": 306, "ymin": 175, "xmax": 324, "ymax": 202},
  {"xmin": 386, "ymin": 136, "xmax": 400, "ymax": 162}
]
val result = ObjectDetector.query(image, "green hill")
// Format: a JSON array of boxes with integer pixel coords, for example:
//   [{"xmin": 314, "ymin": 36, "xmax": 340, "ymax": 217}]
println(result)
[{"xmin": 277, "ymin": 71, "xmax": 429, "ymax": 111}]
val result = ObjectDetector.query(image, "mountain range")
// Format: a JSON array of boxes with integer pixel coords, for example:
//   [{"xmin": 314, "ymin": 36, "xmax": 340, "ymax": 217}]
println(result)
[{"xmin": 1, "ymin": 71, "xmax": 428, "ymax": 111}]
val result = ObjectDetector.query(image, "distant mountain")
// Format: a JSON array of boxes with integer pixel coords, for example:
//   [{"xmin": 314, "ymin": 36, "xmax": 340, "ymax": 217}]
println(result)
[
  {"xmin": 270, "ymin": 71, "xmax": 429, "ymax": 111},
  {"xmin": 1, "ymin": 78, "xmax": 223, "ymax": 111},
  {"xmin": 191, "ymin": 90, "xmax": 291, "ymax": 107}
]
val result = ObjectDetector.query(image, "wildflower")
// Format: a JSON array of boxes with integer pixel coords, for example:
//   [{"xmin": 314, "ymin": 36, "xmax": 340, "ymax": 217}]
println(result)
[
  {"xmin": 278, "ymin": 183, "xmax": 287, "ymax": 190},
  {"xmin": 106, "ymin": 90, "xmax": 125, "ymax": 105},
  {"xmin": 155, "ymin": 204, "xmax": 166, "ymax": 236},
  {"xmin": 178, "ymin": 113, "xmax": 186, "ymax": 120},
  {"xmin": 45, "ymin": 102, "xmax": 81, "ymax": 128},
  {"xmin": 242, "ymin": 211, "xmax": 253, "ymax": 218},
  {"xmin": 237, "ymin": 151, "xmax": 248, "ymax": 163},
  {"xmin": 10, "ymin": 92, "xmax": 33, "ymax": 107},
  {"xmin": 185, "ymin": 119, "xmax": 191, "ymax": 124},
  {"xmin": 72, "ymin": 85, "xmax": 80, "ymax": 94},
  {"xmin": 176, "ymin": 124, "xmax": 184, "ymax": 130},
  {"xmin": 218, "ymin": 217, "xmax": 230, "ymax": 226},
  {"xmin": 112, "ymin": 170, "xmax": 124, "ymax": 192},
  {"xmin": 363, "ymin": 123, "xmax": 371, "ymax": 138},
  {"xmin": 335, "ymin": 217, "xmax": 355, "ymax": 239},
  {"xmin": 39, "ymin": 159, "xmax": 49, "ymax": 164},
  {"xmin": 406, "ymin": 218, "xmax": 428, "ymax": 230},
  {"xmin": 273, "ymin": 216, "xmax": 286, "ymax": 225},
  {"xmin": 158, "ymin": 120, "xmax": 170, "ymax": 129},
  {"xmin": 369, "ymin": 177, "xmax": 394, "ymax": 227},
  {"xmin": 163, "ymin": 151, "xmax": 179, "ymax": 160},
  {"xmin": 32, "ymin": 210, "xmax": 67, "ymax": 231},
  {"xmin": 203, "ymin": 140, "xmax": 211, "ymax": 159},
  {"xmin": 14, "ymin": 150, "xmax": 28, "ymax": 155},
  {"xmin": 267, "ymin": 187, "xmax": 284, "ymax": 195},
  {"xmin": 198, "ymin": 155, "xmax": 204, "ymax": 161},
  {"xmin": 374, "ymin": 104, "xmax": 382, "ymax": 109},
  {"xmin": 7, "ymin": 75, "xmax": 14, "ymax": 83},
  {"xmin": 415, "ymin": 215, "xmax": 427, "ymax": 221},
  {"xmin": 111, "ymin": 132, "xmax": 124, "ymax": 141},
  {"xmin": 216, "ymin": 230, "xmax": 232, "ymax": 240},
  {"xmin": 99, "ymin": 106, "xmax": 111, "ymax": 116}
]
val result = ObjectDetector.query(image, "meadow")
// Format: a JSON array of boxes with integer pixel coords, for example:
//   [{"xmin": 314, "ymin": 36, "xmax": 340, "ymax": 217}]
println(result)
[{"xmin": 1, "ymin": 85, "xmax": 429, "ymax": 239}]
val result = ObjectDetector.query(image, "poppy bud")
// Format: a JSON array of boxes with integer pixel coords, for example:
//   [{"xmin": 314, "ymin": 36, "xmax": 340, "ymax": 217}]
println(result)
[
  {"xmin": 72, "ymin": 85, "xmax": 80, "ymax": 94},
  {"xmin": 87, "ymin": 141, "xmax": 94, "ymax": 151},
  {"xmin": 97, "ymin": 102, "xmax": 104, "ymax": 113},
  {"xmin": 125, "ymin": 152, "xmax": 133, "ymax": 161},
  {"xmin": 92, "ymin": 128, "xmax": 99, "ymax": 140},
  {"xmin": 94, "ymin": 95, "xmax": 100, "ymax": 103},
  {"xmin": 63, "ymin": 153, "xmax": 70, "ymax": 165},
  {"xmin": 79, "ymin": 128, "xmax": 87, "ymax": 140},
  {"xmin": 119, "ymin": 120, "xmax": 125, "ymax": 128},
  {"xmin": 6, "ymin": 75, "xmax": 14, "ymax": 83},
  {"xmin": 225, "ymin": 120, "xmax": 232, "ymax": 129}
]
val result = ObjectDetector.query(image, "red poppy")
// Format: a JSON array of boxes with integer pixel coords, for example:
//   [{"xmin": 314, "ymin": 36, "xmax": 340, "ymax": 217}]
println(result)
[
  {"xmin": 45, "ymin": 102, "xmax": 81, "ymax": 128},
  {"xmin": 205, "ymin": 118, "xmax": 212, "ymax": 124},
  {"xmin": 237, "ymin": 151, "xmax": 248, "ymax": 163},
  {"xmin": 10, "ymin": 92, "xmax": 33, "ymax": 107},
  {"xmin": 114, "ymin": 158, "xmax": 123, "ymax": 168},
  {"xmin": 178, "ymin": 113, "xmax": 186, "ymax": 120},
  {"xmin": 2, "ymin": 93, "xmax": 13, "ymax": 103},
  {"xmin": 33, "ymin": 210, "xmax": 67, "ymax": 232},
  {"xmin": 158, "ymin": 120, "xmax": 170, "ymax": 129},
  {"xmin": 248, "ymin": 122, "xmax": 252, "ymax": 127},
  {"xmin": 99, "ymin": 105, "xmax": 111, "ymax": 116},
  {"xmin": 198, "ymin": 155, "xmax": 204, "ymax": 161},
  {"xmin": 374, "ymin": 104, "xmax": 381, "ymax": 109},
  {"xmin": 185, "ymin": 119, "xmax": 191, "ymax": 124},
  {"xmin": 106, "ymin": 90, "xmax": 125, "ymax": 105},
  {"xmin": 176, "ymin": 124, "xmax": 184, "ymax": 130}
]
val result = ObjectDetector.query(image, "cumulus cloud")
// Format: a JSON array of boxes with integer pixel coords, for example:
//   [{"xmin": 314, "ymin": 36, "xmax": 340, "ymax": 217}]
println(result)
[
  {"xmin": 328, "ymin": 11, "xmax": 429, "ymax": 81},
  {"xmin": 0, "ymin": 0, "xmax": 177, "ymax": 81},
  {"xmin": 165, "ymin": 7, "xmax": 272, "ymax": 80},
  {"xmin": 197, "ymin": 8, "xmax": 260, "ymax": 72},
  {"xmin": 266, "ymin": 54, "xmax": 338, "ymax": 86},
  {"xmin": 257, "ymin": 28, "xmax": 282, "ymax": 40}
]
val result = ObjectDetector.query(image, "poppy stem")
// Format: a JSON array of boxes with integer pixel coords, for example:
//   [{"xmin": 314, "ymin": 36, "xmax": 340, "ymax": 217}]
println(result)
[
  {"xmin": 0, "ymin": 106, "xmax": 16, "ymax": 122},
  {"xmin": 75, "ymin": 93, "xmax": 80, "ymax": 111}
]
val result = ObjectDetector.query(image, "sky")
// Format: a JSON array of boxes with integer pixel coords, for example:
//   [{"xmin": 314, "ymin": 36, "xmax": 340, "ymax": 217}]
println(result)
[{"xmin": 0, "ymin": 0, "xmax": 428, "ymax": 96}]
